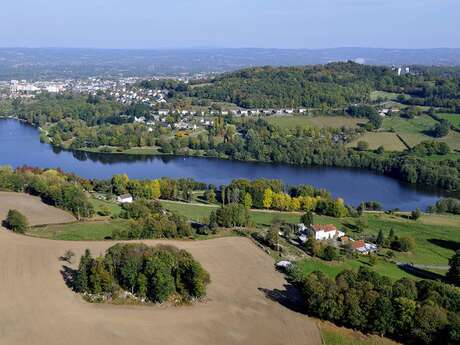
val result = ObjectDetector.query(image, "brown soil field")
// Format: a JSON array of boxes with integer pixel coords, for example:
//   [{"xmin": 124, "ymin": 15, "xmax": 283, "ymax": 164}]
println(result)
[
  {"xmin": 0, "ymin": 193, "xmax": 321, "ymax": 345},
  {"xmin": 0, "ymin": 191, "xmax": 76, "ymax": 225}
]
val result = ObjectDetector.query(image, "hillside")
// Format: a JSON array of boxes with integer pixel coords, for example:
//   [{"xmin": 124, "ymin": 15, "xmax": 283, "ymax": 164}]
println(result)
[{"xmin": 189, "ymin": 62, "xmax": 460, "ymax": 109}]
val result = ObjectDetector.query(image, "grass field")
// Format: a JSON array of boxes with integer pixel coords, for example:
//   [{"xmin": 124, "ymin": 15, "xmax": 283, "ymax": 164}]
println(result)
[
  {"xmin": 160, "ymin": 199, "xmax": 341, "ymax": 227},
  {"xmin": 320, "ymin": 322, "xmax": 400, "ymax": 345},
  {"xmin": 347, "ymin": 132, "xmax": 407, "ymax": 151},
  {"xmin": 370, "ymin": 91, "xmax": 400, "ymax": 102},
  {"xmin": 90, "ymin": 198, "xmax": 123, "ymax": 216},
  {"xmin": 27, "ymin": 219, "xmax": 129, "ymax": 240},
  {"xmin": 437, "ymin": 113, "xmax": 460, "ymax": 127},
  {"xmin": 267, "ymin": 115, "xmax": 367, "ymax": 130},
  {"xmin": 351, "ymin": 114, "xmax": 460, "ymax": 152},
  {"xmin": 292, "ymin": 255, "xmax": 410, "ymax": 281}
]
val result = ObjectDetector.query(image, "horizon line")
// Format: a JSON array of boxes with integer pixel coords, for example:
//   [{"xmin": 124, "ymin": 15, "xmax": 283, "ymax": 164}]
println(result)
[{"xmin": 1, "ymin": 46, "xmax": 460, "ymax": 51}]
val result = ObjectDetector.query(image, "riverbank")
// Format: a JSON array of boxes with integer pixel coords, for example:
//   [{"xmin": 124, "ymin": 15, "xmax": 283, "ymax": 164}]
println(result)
[{"xmin": 0, "ymin": 118, "xmax": 455, "ymax": 210}]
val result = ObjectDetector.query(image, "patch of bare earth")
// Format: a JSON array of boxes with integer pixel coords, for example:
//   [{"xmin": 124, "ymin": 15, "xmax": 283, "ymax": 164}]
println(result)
[{"xmin": 0, "ymin": 193, "xmax": 321, "ymax": 345}]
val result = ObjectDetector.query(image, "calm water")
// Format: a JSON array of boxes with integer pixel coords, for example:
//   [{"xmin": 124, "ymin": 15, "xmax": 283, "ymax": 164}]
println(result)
[{"xmin": 0, "ymin": 118, "xmax": 450, "ymax": 210}]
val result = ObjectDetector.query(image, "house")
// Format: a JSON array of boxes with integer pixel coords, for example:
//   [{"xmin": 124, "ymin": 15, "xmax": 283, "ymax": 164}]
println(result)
[
  {"xmin": 276, "ymin": 261, "xmax": 293, "ymax": 270},
  {"xmin": 117, "ymin": 194, "xmax": 133, "ymax": 204},
  {"xmin": 352, "ymin": 240, "xmax": 377, "ymax": 255},
  {"xmin": 297, "ymin": 223, "xmax": 345, "ymax": 243}
]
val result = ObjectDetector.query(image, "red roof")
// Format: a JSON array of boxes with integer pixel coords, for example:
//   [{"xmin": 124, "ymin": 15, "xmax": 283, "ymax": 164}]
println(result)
[
  {"xmin": 352, "ymin": 240, "xmax": 366, "ymax": 249},
  {"xmin": 311, "ymin": 224, "xmax": 338, "ymax": 233}
]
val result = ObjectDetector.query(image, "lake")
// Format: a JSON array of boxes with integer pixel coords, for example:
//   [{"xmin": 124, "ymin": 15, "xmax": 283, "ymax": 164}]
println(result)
[{"xmin": 0, "ymin": 118, "xmax": 449, "ymax": 210}]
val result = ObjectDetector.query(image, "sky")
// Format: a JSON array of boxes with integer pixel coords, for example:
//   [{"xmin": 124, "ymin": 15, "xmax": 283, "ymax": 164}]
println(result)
[{"xmin": 0, "ymin": 0, "xmax": 459, "ymax": 49}]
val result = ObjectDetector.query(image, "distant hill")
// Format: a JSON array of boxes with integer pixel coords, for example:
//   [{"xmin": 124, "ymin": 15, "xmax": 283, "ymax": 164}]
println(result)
[
  {"xmin": 1, "ymin": 47, "xmax": 460, "ymax": 80},
  {"xmin": 187, "ymin": 62, "xmax": 460, "ymax": 109}
]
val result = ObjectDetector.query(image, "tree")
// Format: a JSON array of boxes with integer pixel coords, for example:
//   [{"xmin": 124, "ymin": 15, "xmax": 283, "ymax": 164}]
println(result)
[
  {"xmin": 322, "ymin": 246, "xmax": 338, "ymax": 261},
  {"xmin": 376, "ymin": 229, "xmax": 385, "ymax": 246},
  {"xmin": 208, "ymin": 210, "xmax": 218, "ymax": 232},
  {"xmin": 431, "ymin": 121, "xmax": 450, "ymax": 138},
  {"xmin": 243, "ymin": 192, "xmax": 253, "ymax": 209},
  {"xmin": 4, "ymin": 209, "xmax": 28, "ymax": 233},
  {"xmin": 263, "ymin": 188, "xmax": 273, "ymax": 209},
  {"xmin": 204, "ymin": 189, "xmax": 216, "ymax": 203},
  {"xmin": 388, "ymin": 228, "xmax": 396, "ymax": 244},
  {"xmin": 265, "ymin": 226, "xmax": 280, "ymax": 250},
  {"xmin": 112, "ymin": 174, "xmax": 129, "ymax": 195},
  {"xmin": 411, "ymin": 208, "xmax": 422, "ymax": 220},
  {"xmin": 300, "ymin": 211, "xmax": 314, "ymax": 226},
  {"xmin": 446, "ymin": 250, "xmax": 460, "ymax": 286},
  {"xmin": 392, "ymin": 236, "xmax": 416, "ymax": 252},
  {"xmin": 147, "ymin": 179, "xmax": 161, "ymax": 199},
  {"xmin": 145, "ymin": 254, "xmax": 175, "ymax": 303},
  {"xmin": 357, "ymin": 141, "xmax": 369, "ymax": 151},
  {"xmin": 74, "ymin": 249, "xmax": 93, "ymax": 293}
]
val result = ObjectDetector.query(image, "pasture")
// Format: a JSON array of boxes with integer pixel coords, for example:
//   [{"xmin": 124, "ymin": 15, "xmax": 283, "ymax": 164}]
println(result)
[
  {"xmin": 347, "ymin": 132, "xmax": 407, "ymax": 151},
  {"xmin": 267, "ymin": 115, "xmax": 367, "ymax": 130}
]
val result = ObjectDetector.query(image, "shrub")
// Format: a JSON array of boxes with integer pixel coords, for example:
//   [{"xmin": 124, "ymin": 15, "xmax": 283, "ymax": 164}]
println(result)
[
  {"xmin": 216, "ymin": 203, "xmax": 250, "ymax": 227},
  {"xmin": 4, "ymin": 209, "xmax": 29, "ymax": 233}
]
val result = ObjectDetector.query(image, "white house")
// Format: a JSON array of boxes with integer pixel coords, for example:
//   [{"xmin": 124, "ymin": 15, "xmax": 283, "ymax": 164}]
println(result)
[
  {"xmin": 276, "ymin": 261, "xmax": 293, "ymax": 270},
  {"xmin": 298, "ymin": 223, "xmax": 345, "ymax": 242},
  {"xmin": 117, "ymin": 194, "xmax": 133, "ymax": 204},
  {"xmin": 352, "ymin": 240, "xmax": 378, "ymax": 255}
]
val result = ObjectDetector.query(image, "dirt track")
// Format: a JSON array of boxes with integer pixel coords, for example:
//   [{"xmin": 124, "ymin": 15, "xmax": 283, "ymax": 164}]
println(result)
[{"xmin": 0, "ymin": 193, "xmax": 321, "ymax": 345}]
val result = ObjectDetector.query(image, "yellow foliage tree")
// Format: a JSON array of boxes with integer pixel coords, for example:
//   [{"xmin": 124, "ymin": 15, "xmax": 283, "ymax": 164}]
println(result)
[{"xmin": 263, "ymin": 188, "xmax": 273, "ymax": 209}]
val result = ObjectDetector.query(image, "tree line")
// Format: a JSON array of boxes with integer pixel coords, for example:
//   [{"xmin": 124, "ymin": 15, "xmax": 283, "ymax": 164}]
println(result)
[{"xmin": 0, "ymin": 166, "xmax": 94, "ymax": 218}]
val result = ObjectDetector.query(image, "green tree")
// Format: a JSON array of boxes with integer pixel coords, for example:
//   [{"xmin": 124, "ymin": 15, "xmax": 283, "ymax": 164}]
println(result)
[
  {"xmin": 145, "ymin": 254, "xmax": 175, "ymax": 303},
  {"xmin": 446, "ymin": 250, "xmax": 460, "ymax": 287},
  {"xmin": 300, "ymin": 211, "xmax": 313, "ymax": 226},
  {"xmin": 243, "ymin": 192, "xmax": 253, "ymax": 209},
  {"xmin": 357, "ymin": 141, "xmax": 369, "ymax": 151},
  {"xmin": 322, "ymin": 246, "xmax": 338, "ymax": 261},
  {"xmin": 4, "ymin": 209, "xmax": 28, "ymax": 233},
  {"xmin": 265, "ymin": 226, "xmax": 280, "ymax": 250},
  {"xmin": 393, "ymin": 297, "xmax": 416, "ymax": 333},
  {"xmin": 112, "ymin": 174, "xmax": 129, "ymax": 195},
  {"xmin": 411, "ymin": 208, "xmax": 422, "ymax": 220},
  {"xmin": 376, "ymin": 229, "xmax": 385, "ymax": 246},
  {"xmin": 205, "ymin": 189, "xmax": 216, "ymax": 203},
  {"xmin": 74, "ymin": 249, "xmax": 93, "ymax": 293}
]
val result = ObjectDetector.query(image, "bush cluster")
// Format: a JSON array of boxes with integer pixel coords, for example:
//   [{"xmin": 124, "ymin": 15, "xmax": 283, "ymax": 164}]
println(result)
[{"xmin": 74, "ymin": 243, "xmax": 210, "ymax": 303}]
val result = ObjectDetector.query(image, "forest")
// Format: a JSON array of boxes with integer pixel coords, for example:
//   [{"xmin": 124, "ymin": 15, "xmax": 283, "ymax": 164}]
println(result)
[{"xmin": 188, "ymin": 62, "xmax": 460, "ymax": 110}]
